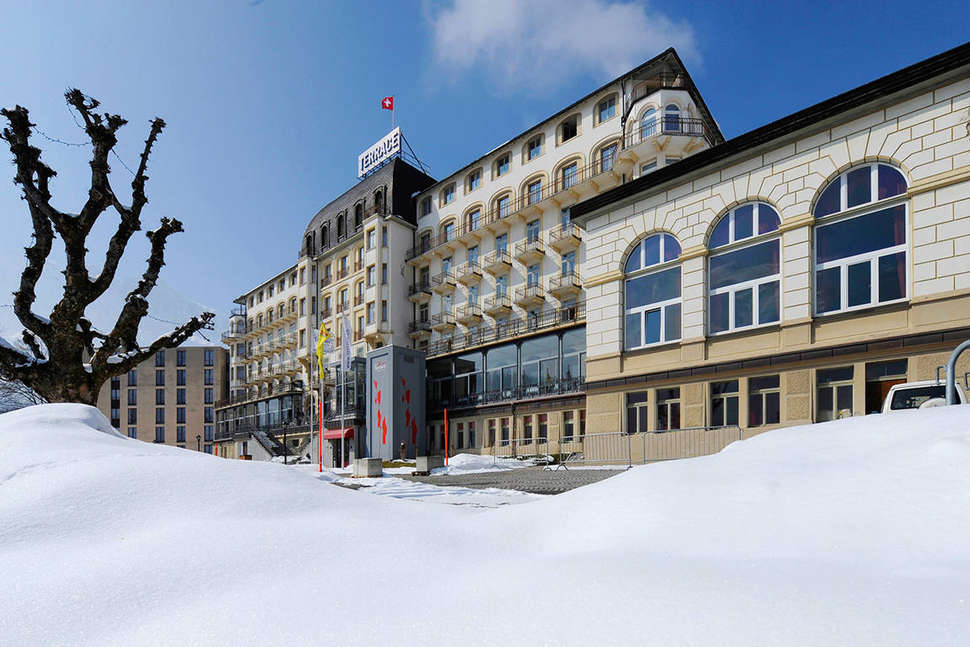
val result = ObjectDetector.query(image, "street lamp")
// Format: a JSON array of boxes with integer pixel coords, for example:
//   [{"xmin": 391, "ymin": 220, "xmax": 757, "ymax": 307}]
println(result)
[
  {"xmin": 196, "ymin": 434, "xmax": 201, "ymax": 452},
  {"xmin": 282, "ymin": 420, "xmax": 289, "ymax": 465}
]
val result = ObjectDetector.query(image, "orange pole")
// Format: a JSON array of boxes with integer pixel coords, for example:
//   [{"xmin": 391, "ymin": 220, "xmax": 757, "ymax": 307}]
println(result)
[
  {"xmin": 444, "ymin": 408, "xmax": 449, "ymax": 467},
  {"xmin": 318, "ymin": 400, "xmax": 323, "ymax": 473}
]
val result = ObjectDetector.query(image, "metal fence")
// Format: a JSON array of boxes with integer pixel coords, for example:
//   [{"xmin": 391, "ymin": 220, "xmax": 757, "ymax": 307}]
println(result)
[{"xmin": 487, "ymin": 425, "xmax": 742, "ymax": 468}]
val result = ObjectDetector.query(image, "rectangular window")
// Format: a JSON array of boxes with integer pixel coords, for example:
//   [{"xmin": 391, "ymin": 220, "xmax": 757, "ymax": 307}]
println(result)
[
  {"xmin": 177, "ymin": 407, "xmax": 186, "ymax": 424},
  {"xmin": 563, "ymin": 411, "xmax": 574, "ymax": 441},
  {"xmin": 205, "ymin": 407, "xmax": 213, "ymax": 424},
  {"xmin": 468, "ymin": 421, "xmax": 476, "ymax": 448},
  {"xmin": 711, "ymin": 381, "xmax": 739, "ymax": 426},
  {"xmin": 443, "ymin": 185, "xmax": 455, "ymax": 204},
  {"xmin": 155, "ymin": 427, "xmax": 165, "ymax": 443},
  {"xmin": 299, "ymin": 329, "xmax": 306, "ymax": 347},
  {"xmin": 155, "ymin": 408, "xmax": 165, "ymax": 425},
  {"xmin": 456, "ymin": 422, "xmax": 464, "ymax": 449},
  {"xmin": 205, "ymin": 387, "xmax": 213, "ymax": 404},
  {"xmin": 204, "ymin": 369, "xmax": 214, "ymax": 386},
  {"xmin": 128, "ymin": 370, "xmax": 137, "ymax": 386},
  {"xmin": 523, "ymin": 415, "xmax": 533, "ymax": 443},
  {"xmin": 300, "ymin": 268, "xmax": 306, "ymax": 284},
  {"xmin": 865, "ymin": 359, "xmax": 907, "ymax": 414},
  {"xmin": 527, "ymin": 136, "xmax": 542, "ymax": 160},
  {"xmin": 204, "ymin": 349, "xmax": 214, "ymax": 366},
  {"xmin": 127, "ymin": 426, "xmax": 137, "ymax": 439},
  {"xmin": 656, "ymin": 388, "xmax": 680, "ymax": 430},
  {"xmin": 176, "ymin": 350, "xmax": 186, "ymax": 367},
  {"xmin": 155, "ymin": 350, "xmax": 165, "ymax": 367},
  {"xmin": 367, "ymin": 302, "xmax": 375, "ymax": 324},
  {"xmin": 367, "ymin": 229, "xmax": 376, "ymax": 249},
  {"xmin": 579, "ymin": 410, "xmax": 586, "ymax": 437},
  {"xmin": 381, "ymin": 225, "xmax": 388, "ymax": 247},
  {"xmin": 817, "ymin": 366, "xmax": 854, "ymax": 421},
  {"xmin": 177, "ymin": 388, "xmax": 186, "ymax": 405},
  {"xmin": 381, "ymin": 300, "xmax": 388, "ymax": 322},
  {"xmin": 626, "ymin": 391, "xmax": 648, "ymax": 434},
  {"xmin": 128, "ymin": 408, "xmax": 137, "ymax": 425},
  {"xmin": 467, "ymin": 170, "xmax": 481, "ymax": 191},
  {"xmin": 381, "ymin": 263, "xmax": 388, "ymax": 285},
  {"xmin": 501, "ymin": 417, "xmax": 510, "ymax": 444},
  {"xmin": 538, "ymin": 413, "xmax": 547, "ymax": 440},
  {"xmin": 177, "ymin": 369, "xmax": 186, "ymax": 386},
  {"xmin": 155, "ymin": 389, "xmax": 165, "ymax": 405},
  {"xmin": 598, "ymin": 96, "xmax": 616, "ymax": 122},
  {"xmin": 748, "ymin": 375, "xmax": 780, "ymax": 427},
  {"xmin": 127, "ymin": 389, "xmax": 137, "ymax": 406},
  {"xmin": 487, "ymin": 419, "xmax": 496, "ymax": 446},
  {"xmin": 177, "ymin": 425, "xmax": 186, "ymax": 443},
  {"xmin": 155, "ymin": 369, "xmax": 165, "ymax": 386},
  {"xmin": 420, "ymin": 197, "xmax": 432, "ymax": 217},
  {"xmin": 205, "ymin": 425, "xmax": 214, "ymax": 442},
  {"xmin": 527, "ymin": 179, "xmax": 542, "ymax": 205},
  {"xmin": 496, "ymin": 154, "xmax": 510, "ymax": 177},
  {"xmin": 367, "ymin": 265, "xmax": 375, "ymax": 287}
]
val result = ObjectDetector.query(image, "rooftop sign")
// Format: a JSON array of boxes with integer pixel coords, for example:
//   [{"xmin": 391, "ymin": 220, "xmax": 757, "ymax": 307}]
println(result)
[{"xmin": 358, "ymin": 127, "xmax": 401, "ymax": 178}]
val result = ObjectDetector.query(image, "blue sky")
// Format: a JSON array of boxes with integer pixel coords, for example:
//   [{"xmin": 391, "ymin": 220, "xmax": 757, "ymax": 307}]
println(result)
[{"xmin": 0, "ymin": 0, "xmax": 967, "ymax": 333}]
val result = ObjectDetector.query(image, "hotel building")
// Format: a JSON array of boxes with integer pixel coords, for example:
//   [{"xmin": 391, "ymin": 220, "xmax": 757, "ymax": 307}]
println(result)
[
  {"xmin": 215, "ymin": 158, "xmax": 434, "ymax": 462},
  {"xmin": 567, "ymin": 43, "xmax": 970, "ymax": 448},
  {"xmin": 408, "ymin": 49, "xmax": 723, "ymax": 452},
  {"xmin": 97, "ymin": 345, "xmax": 229, "ymax": 453}
]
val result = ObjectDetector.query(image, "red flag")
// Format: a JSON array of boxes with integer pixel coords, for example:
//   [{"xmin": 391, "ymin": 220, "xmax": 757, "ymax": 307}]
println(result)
[{"xmin": 381, "ymin": 96, "xmax": 394, "ymax": 111}]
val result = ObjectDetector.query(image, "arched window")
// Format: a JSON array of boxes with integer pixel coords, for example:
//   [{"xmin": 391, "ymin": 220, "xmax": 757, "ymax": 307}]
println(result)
[
  {"xmin": 337, "ymin": 214, "xmax": 345, "ymax": 238},
  {"xmin": 624, "ymin": 233, "xmax": 682, "ymax": 350},
  {"xmin": 640, "ymin": 108, "xmax": 656, "ymax": 139},
  {"xmin": 664, "ymin": 104, "xmax": 680, "ymax": 133},
  {"xmin": 708, "ymin": 202, "xmax": 781, "ymax": 334},
  {"xmin": 321, "ymin": 225, "xmax": 329, "ymax": 248},
  {"xmin": 374, "ymin": 190, "xmax": 383, "ymax": 214},
  {"xmin": 354, "ymin": 203, "xmax": 363, "ymax": 229},
  {"xmin": 813, "ymin": 163, "xmax": 908, "ymax": 315},
  {"xmin": 464, "ymin": 208, "xmax": 481, "ymax": 232}
]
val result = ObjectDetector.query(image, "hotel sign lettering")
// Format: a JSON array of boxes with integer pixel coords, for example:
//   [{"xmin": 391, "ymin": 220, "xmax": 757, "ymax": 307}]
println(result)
[{"xmin": 358, "ymin": 127, "xmax": 401, "ymax": 178}]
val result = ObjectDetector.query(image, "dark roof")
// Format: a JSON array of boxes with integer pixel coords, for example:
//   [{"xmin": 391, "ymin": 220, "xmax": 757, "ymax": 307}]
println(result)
[
  {"xmin": 419, "ymin": 48, "xmax": 721, "ymax": 194},
  {"xmin": 571, "ymin": 41, "xmax": 970, "ymax": 223}
]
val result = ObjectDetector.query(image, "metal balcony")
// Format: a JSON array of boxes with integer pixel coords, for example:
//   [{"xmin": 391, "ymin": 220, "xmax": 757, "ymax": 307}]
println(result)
[
  {"xmin": 514, "ymin": 283, "xmax": 545, "ymax": 307},
  {"xmin": 431, "ymin": 311, "xmax": 456, "ymax": 332},
  {"xmin": 455, "ymin": 301, "xmax": 482, "ymax": 326},
  {"xmin": 408, "ymin": 320, "xmax": 432, "ymax": 339},
  {"xmin": 408, "ymin": 280, "xmax": 432, "ymax": 303},
  {"xmin": 548, "ymin": 223, "xmax": 582, "ymax": 253},
  {"xmin": 483, "ymin": 293, "xmax": 512, "ymax": 316},
  {"xmin": 454, "ymin": 261, "xmax": 482, "ymax": 286},
  {"xmin": 431, "ymin": 270, "xmax": 456, "ymax": 294},
  {"xmin": 548, "ymin": 271, "xmax": 582, "ymax": 298},
  {"xmin": 514, "ymin": 237, "xmax": 545, "ymax": 264},
  {"xmin": 481, "ymin": 250, "xmax": 512, "ymax": 276}
]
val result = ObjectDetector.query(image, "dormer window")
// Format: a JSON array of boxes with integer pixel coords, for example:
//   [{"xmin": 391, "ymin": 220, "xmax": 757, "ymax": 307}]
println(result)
[
  {"xmin": 494, "ymin": 153, "xmax": 510, "ymax": 178},
  {"xmin": 560, "ymin": 116, "xmax": 578, "ymax": 143},
  {"xmin": 526, "ymin": 135, "xmax": 543, "ymax": 161},
  {"xmin": 466, "ymin": 169, "xmax": 481, "ymax": 193},
  {"xmin": 441, "ymin": 184, "xmax": 456, "ymax": 206}
]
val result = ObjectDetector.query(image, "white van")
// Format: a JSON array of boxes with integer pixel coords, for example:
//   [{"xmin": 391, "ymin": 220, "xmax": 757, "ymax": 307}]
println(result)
[{"xmin": 881, "ymin": 379, "xmax": 968, "ymax": 413}]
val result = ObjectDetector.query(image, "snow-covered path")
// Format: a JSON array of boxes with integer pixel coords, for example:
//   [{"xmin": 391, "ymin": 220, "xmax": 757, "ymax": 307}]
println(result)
[{"xmin": 2, "ymin": 404, "xmax": 969, "ymax": 646}]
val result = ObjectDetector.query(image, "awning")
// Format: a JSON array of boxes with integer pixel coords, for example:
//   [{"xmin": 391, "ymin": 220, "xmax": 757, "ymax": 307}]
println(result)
[{"xmin": 324, "ymin": 427, "xmax": 354, "ymax": 440}]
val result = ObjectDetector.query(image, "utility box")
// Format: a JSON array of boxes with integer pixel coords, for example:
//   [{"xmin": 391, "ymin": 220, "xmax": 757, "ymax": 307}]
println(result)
[
  {"xmin": 353, "ymin": 457, "xmax": 383, "ymax": 478},
  {"xmin": 365, "ymin": 345, "xmax": 426, "ymax": 460}
]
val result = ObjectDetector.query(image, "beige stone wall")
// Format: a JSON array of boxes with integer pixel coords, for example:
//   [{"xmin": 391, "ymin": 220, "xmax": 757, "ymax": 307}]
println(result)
[
  {"xmin": 583, "ymin": 72, "xmax": 970, "ymax": 372},
  {"xmin": 97, "ymin": 345, "xmax": 228, "ymax": 451}
]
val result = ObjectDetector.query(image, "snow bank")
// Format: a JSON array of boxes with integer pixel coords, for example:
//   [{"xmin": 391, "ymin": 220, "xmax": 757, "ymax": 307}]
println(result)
[
  {"xmin": 2, "ymin": 404, "xmax": 969, "ymax": 646},
  {"xmin": 431, "ymin": 452, "xmax": 535, "ymax": 474}
]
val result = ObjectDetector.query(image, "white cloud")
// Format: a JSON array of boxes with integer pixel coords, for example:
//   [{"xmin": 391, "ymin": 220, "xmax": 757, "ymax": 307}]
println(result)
[{"xmin": 427, "ymin": 0, "xmax": 699, "ymax": 93}]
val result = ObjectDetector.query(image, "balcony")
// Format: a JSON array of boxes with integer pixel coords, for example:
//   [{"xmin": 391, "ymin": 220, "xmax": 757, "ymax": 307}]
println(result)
[
  {"xmin": 434, "ymin": 377, "xmax": 586, "ymax": 411},
  {"xmin": 321, "ymin": 274, "xmax": 333, "ymax": 288},
  {"xmin": 320, "ymin": 307, "xmax": 332, "ymax": 319},
  {"xmin": 623, "ymin": 116, "xmax": 719, "ymax": 159},
  {"xmin": 431, "ymin": 270, "xmax": 456, "ymax": 294},
  {"xmin": 336, "ymin": 267, "xmax": 350, "ymax": 280},
  {"xmin": 548, "ymin": 223, "xmax": 582, "ymax": 253},
  {"xmin": 425, "ymin": 301, "xmax": 585, "ymax": 358},
  {"xmin": 280, "ymin": 306, "xmax": 299, "ymax": 323},
  {"xmin": 353, "ymin": 294, "xmax": 364, "ymax": 307},
  {"xmin": 405, "ymin": 238, "xmax": 434, "ymax": 263},
  {"xmin": 408, "ymin": 320, "xmax": 432, "ymax": 339},
  {"xmin": 365, "ymin": 321, "xmax": 390, "ymax": 343},
  {"xmin": 408, "ymin": 280, "xmax": 433, "ymax": 303},
  {"xmin": 431, "ymin": 311, "xmax": 456, "ymax": 332},
  {"xmin": 481, "ymin": 250, "xmax": 512, "ymax": 276},
  {"xmin": 483, "ymin": 293, "xmax": 512, "ymax": 317},
  {"xmin": 454, "ymin": 261, "xmax": 482, "ymax": 286},
  {"xmin": 515, "ymin": 283, "xmax": 545, "ymax": 308},
  {"xmin": 514, "ymin": 237, "xmax": 545, "ymax": 264},
  {"xmin": 548, "ymin": 271, "xmax": 582, "ymax": 298},
  {"xmin": 336, "ymin": 301, "xmax": 349, "ymax": 315},
  {"xmin": 221, "ymin": 327, "xmax": 246, "ymax": 344},
  {"xmin": 275, "ymin": 333, "xmax": 298, "ymax": 350},
  {"xmin": 455, "ymin": 301, "xmax": 482, "ymax": 326}
]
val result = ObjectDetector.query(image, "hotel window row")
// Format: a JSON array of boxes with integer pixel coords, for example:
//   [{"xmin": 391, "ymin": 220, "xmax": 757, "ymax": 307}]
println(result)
[{"xmin": 623, "ymin": 163, "xmax": 909, "ymax": 350}]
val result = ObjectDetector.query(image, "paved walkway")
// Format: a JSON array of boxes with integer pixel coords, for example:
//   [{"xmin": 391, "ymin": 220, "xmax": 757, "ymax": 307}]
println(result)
[{"xmin": 399, "ymin": 466, "xmax": 624, "ymax": 495}]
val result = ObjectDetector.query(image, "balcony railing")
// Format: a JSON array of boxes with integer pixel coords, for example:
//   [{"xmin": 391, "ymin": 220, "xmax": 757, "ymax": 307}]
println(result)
[
  {"xmin": 353, "ymin": 294, "xmax": 364, "ymax": 307},
  {"xmin": 320, "ymin": 307, "xmax": 332, "ymax": 319},
  {"xmin": 336, "ymin": 267, "xmax": 350, "ymax": 280},
  {"xmin": 409, "ymin": 280, "xmax": 432, "ymax": 297},
  {"xmin": 514, "ymin": 283, "xmax": 545, "ymax": 306},
  {"xmin": 408, "ymin": 320, "xmax": 432, "ymax": 335},
  {"xmin": 624, "ymin": 116, "xmax": 719, "ymax": 149},
  {"xmin": 548, "ymin": 270, "xmax": 582, "ymax": 296},
  {"xmin": 407, "ymin": 151, "xmax": 619, "ymax": 261},
  {"xmin": 548, "ymin": 223, "xmax": 581, "ymax": 251},
  {"xmin": 426, "ymin": 301, "xmax": 585, "ymax": 357},
  {"xmin": 514, "ymin": 237, "xmax": 545, "ymax": 260},
  {"xmin": 429, "ymin": 377, "xmax": 586, "ymax": 412}
]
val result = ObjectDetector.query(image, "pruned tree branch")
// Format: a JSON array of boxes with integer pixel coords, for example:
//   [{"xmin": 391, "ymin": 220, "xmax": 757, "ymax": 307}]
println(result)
[{"xmin": 1, "ymin": 91, "xmax": 212, "ymax": 406}]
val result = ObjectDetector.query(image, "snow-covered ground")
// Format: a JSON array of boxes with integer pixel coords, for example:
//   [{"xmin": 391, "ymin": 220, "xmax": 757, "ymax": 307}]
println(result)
[{"xmin": 2, "ymin": 404, "xmax": 970, "ymax": 646}]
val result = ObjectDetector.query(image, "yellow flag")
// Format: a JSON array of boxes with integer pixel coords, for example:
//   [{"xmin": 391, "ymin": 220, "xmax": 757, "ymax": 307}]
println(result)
[{"xmin": 316, "ymin": 322, "xmax": 330, "ymax": 378}]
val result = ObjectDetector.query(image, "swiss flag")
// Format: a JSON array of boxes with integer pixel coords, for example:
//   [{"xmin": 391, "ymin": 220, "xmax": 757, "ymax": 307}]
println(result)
[{"xmin": 381, "ymin": 96, "xmax": 394, "ymax": 111}]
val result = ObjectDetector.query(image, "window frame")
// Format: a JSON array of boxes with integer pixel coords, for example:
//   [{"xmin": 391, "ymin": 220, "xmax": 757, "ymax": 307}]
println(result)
[
  {"xmin": 812, "ymin": 163, "xmax": 909, "ymax": 317},
  {"xmin": 707, "ymin": 202, "xmax": 782, "ymax": 336},
  {"xmin": 623, "ymin": 233, "xmax": 682, "ymax": 351}
]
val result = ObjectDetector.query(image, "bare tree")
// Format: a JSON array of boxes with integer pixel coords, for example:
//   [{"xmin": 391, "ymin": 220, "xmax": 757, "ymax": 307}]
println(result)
[
  {"xmin": 0, "ymin": 379, "xmax": 46, "ymax": 414},
  {"xmin": 0, "ymin": 90, "xmax": 213, "ymax": 405}
]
